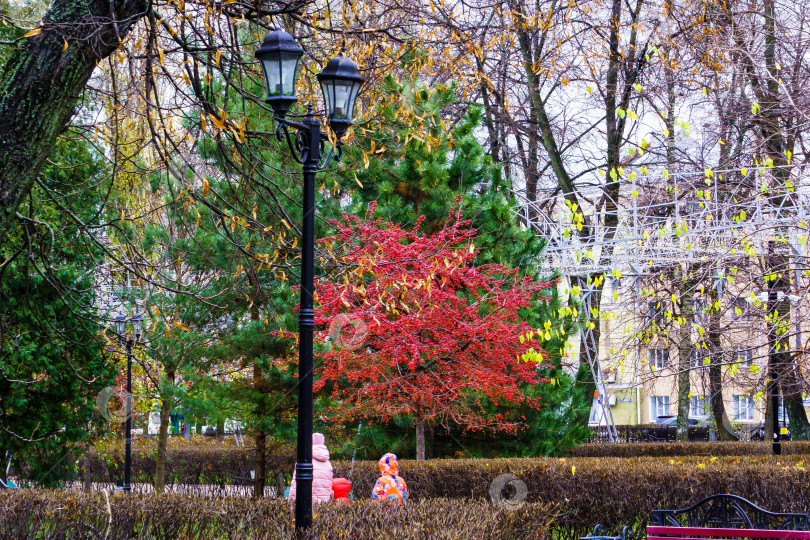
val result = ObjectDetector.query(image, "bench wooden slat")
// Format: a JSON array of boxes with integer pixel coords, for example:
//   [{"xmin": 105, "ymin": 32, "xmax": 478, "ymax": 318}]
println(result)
[{"xmin": 647, "ymin": 526, "xmax": 810, "ymax": 539}]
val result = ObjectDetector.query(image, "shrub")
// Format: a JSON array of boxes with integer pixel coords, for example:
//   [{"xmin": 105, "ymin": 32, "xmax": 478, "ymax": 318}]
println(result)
[
  {"xmin": 79, "ymin": 447, "xmax": 810, "ymax": 539},
  {"xmin": 588, "ymin": 425, "xmax": 711, "ymax": 443},
  {"xmin": 570, "ymin": 441, "xmax": 810, "ymax": 458},
  {"xmin": 334, "ymin": 454, "xmax": 810, "ymax": 539},
  {"xmin": 83, "ymin": 444, "xmax": 295, "ymax": 495},
  {"xmin": 0, "ymin": 490, "xmax": 556, "ymax": 539}
]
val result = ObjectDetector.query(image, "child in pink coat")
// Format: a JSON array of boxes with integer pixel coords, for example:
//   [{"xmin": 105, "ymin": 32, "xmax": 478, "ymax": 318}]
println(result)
[{"xmin": 289, "ymin": 433, "xmax": 334, "ymax": 503}]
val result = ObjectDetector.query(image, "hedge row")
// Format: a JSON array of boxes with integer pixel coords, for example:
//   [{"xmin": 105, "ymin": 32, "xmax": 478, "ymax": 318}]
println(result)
[
  {"xmin": 589, "ymin": 425, "xmax": 716, "ymax": 443},
  {"xmin": 83, "ymin": 442, "xmax": 810, "ymax": 494},
  {"xmin": 85, "ymin": 445, "xmax": 295, "ymax": 489},
  {"xmin": 570, "ymin": 441, "xmax": 810, "ymax": 458},
  {"xmin": 84, "ymin": 441, "xmax": 806, "ymax": 486},
  {"xmin": 333, "ymin": 454, "xmax": 810, "ymax": 539},
  {"xmin": 0, "ymin": 490, "xmax": 555, "ymax": 540},
  {"xmin": 16, "ymin": 455, "xmax": 810, "ymax": 539}
]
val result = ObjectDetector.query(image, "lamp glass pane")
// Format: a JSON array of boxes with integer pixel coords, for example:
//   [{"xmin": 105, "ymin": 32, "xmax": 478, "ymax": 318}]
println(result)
[
  {"xmin": 320, "ymin": 80, "xmax": 334, "ymax": 118},
  {"xmin": 333, "ymin": 81, "xmax": 352, "ymax": 119},
  {"xmin": 280, "ymin": 53, "xmax": 300, "ymax": 95},
  {"xmin": 260, "ymin": 55, "xmax": 282, "ymax": 97},
  {"xmin": 132, "ymin": 316, "xmax": 143, "ymax": 336},
  {"xmin": 345, "ymin": 80, "xmax": 361, "ymax": 121},
  {"xmin": 115, "ymin": 317, "xmax": 126, "ymax": 335}
]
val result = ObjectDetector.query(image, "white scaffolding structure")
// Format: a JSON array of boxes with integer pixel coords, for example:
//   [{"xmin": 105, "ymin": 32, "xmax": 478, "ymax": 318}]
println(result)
[
  {"xmin": 92, "ymin": 231, "xmax": 142, "ymax": 325},
  {"xmin": 514, "ymin": 167, "xmax": 810, "ymax": 441}
]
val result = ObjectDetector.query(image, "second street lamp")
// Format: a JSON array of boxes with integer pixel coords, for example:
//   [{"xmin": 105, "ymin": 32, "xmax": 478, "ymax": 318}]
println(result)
[
  {"xmin": 255, "ymin": 29, "xmax": 364, "ymax": 530},
  {"xmin": 114, "ymin": 312, "xmax": 142, "ymax": 493}
]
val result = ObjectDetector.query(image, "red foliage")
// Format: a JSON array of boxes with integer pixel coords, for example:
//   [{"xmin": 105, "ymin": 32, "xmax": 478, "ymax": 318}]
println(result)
[{"xmin": 314, "ymin": 204, "xmax": 557, "ymax": 433}]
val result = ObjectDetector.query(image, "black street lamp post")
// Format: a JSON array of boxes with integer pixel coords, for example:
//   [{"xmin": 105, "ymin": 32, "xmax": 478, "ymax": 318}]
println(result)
[
  {"xmin": 254, "ymin": 29, "xmax": 364, "ymax": 530},
  {"xmin": 770, "ymin": 365, "xmax": 781, "ymax": 455},
  {"xmin": 114, "ymin": 312, "xmax": 143, "ymax": 492}
]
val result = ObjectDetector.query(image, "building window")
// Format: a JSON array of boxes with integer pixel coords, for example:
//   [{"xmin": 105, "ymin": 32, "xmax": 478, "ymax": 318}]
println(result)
[
  {"xmin": 732, "ymin": 395, "xmax": 755, "ymax": 421},
  {"xmin": 690, "ymin": 348, "xmax": 709, "ymax": 369},
  {"xmin": 731, "ymin": 348, "xmax": 753, "ymax": 368},
  {"xmin": 650, "ymin": 349, "xmax": 669, "ymax": 370},
  {"xmin": 651, "ymin": 396, "xmax": 670, "ymax": 421},
  {"xmin": 690, "ymin": 395, "xmax": 709, "ymax": 417},
  {"xmin": 730, "ymin": 298, "xmax": 752, "ymax": 322},
  {"xmin": 803, "ymin": 394, "xmax": 810, "ymax": 407}
]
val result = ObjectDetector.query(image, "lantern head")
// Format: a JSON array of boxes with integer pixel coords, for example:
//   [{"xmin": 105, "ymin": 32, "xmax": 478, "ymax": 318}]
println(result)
[
  {"xmin": 255, "ymin": 28, "xmax": 304, "ymax": 117},
  {"xmin": 131, "ymin": 313, "xmax": 143, "ymax": 339},
  {"xmin": 114, "ymin": 314, "xmax": 126, "ymax": 337},
  {"xmin": 317, "ymin": 52, "xmax": 365, "ymax": 140}
]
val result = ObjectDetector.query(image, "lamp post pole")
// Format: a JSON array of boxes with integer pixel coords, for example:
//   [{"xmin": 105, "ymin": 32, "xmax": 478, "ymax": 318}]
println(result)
[
  {"xmin": 124, "ymin": 336, "xmax": 133, "ymax": 492},
  {"xmin": 115, "ymin": 312, "xmax": 142, "ymax": 492},
  {"xmin": 294, "ymin": 111, "xmax": 320, "ymax": 529},
  {"xmin": 254, "ymin": 28, "xmax": 364, "ymax": 531},
  {"xmin": 770, "ymin": 361, "xmax": 782, "ymax": 455}
]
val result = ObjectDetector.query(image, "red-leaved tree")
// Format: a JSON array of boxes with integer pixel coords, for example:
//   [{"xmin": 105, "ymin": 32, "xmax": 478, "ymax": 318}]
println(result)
[{"xmin": 314, "ymin": 203, "xmax": 557, "ymax": 459}]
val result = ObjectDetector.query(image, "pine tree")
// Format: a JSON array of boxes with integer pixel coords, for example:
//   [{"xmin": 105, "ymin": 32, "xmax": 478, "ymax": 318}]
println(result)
[
  {"xmin": 130, "ymin": 68, "xmax": 310, "ymax": 495},
  {"xmin": 332, "ymin": 78, "xmax": 543, "ymax": 269},
  {"xmin": 0, "ymin": 135, "xmax": 115, "ymax": 486}
]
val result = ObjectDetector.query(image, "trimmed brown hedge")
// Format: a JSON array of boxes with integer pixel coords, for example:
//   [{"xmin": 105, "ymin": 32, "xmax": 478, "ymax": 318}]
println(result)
[
  {"xmin": 85, "ymin": 444, "xmax": 295, "ymax": 492},
  {"xmin": 0, "ymin": 490, "xmax": 555, "ymax": 539},
  {"xmin": 588, "ymin": 425, "xmax": 712, "ymax": 443},
  {"xmin": 570, "ymin": 441, "xmax": 810, "ymax": 458},
  {"xmin": 79, "ymin": 446, "xmax": 810, "ymax": 539},
  {"xmin": 334, "ymin": 454, "xmax": 810, "ymax": 539},
  {"xmin": 86, "ymin": 441, "xmax": 810, "ymax": 489}
]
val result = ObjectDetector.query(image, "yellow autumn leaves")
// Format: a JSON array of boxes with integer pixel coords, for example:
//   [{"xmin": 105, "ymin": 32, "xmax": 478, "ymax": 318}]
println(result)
[{"xmin": 200, "ymin": 109, "xmax": 246, "ymax": 144}]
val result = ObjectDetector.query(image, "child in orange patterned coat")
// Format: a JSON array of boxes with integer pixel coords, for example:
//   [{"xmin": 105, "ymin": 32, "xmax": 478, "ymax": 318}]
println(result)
[{"xmin": 372, "ymin": 453, "xmax": 408, "ymax": 503}]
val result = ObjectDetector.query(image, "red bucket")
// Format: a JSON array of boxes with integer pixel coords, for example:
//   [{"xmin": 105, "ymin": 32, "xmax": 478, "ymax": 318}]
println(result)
[{"xmin": 332, "ymin": 477, "xmax": 352, "ymax": 502}]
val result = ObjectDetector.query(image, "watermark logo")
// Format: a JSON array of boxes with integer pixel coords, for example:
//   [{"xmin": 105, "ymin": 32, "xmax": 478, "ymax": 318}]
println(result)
[
  {"xmin": 328, "ymin": 314, "xmax": 368, "ymax": 351},
  {"xmin": 96, "ymin": 386, "xmax": 131, "ymax": 423},
  {"xmin": 489, "ymin": 473, "xmax": 527, "ymax": 510}
]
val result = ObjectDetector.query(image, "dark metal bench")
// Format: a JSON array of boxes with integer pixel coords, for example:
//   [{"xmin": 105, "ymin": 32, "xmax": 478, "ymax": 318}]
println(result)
[
  {"xmin": 583, "ymin": 525, "xmax": 634, "ymax": 540},
  {"xmin": 584, "ymin": 495, "xmax": 810, "ymax": 540}
]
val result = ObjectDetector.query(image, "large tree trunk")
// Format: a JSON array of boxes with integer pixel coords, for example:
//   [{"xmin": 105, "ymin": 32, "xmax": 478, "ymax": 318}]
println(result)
[
  {"xmin": 250, "ymin": 304, "xmax": 268, "ymax": 498},
  {"xmin": 676, "ymin": 281, "xmax": 693, "ymax": 441},
  {"xmin": 415, "ymin": 418, "xmax": 425, "ymax": 461},
  {"xmin": 764, "ymin": 379, "xmax": 775, "ymax": 442},
  {"xmin": 254, "ymin": 425, "xmax": 267, "ymax": 498},
  {"xmin": 708, "ymin": 289, "xmax": 738, "ymax": 441},
  {"xmin": 509, "ymin": 0, "xmax": 578, "ymax": 208},
  {"xmin": 83, "ymin": 441, "xmax": 91, "ymax": 492},
  {"xmin": 768, "ymin": 242, "xmax": 810, "ymax": 440},
  {"xmin": 781, "ymin": 361, "xmax": 810, "ymax": 440},
  {"xmin": 708, "ymin": 353, "xmax": 737, "ymax": 441},
  {"xmin": 253, "ymin": 358, "xmax": 267, "ymax": 498},
  {"xmin": 0, "ymin": 0, "xmax": 146, "ymax": 247},
  {"xmin": 154, "ymin": 391, "xmax": 172, "ymax": 493}
]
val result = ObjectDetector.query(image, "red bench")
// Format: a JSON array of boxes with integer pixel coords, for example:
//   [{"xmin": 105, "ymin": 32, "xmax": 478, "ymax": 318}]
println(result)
[
  {"xmin": 648, "ymin": 526, "xmax": 810, "ymax": 540},
  {"xmin": 584, "ymin": 495, "xmax": 809, "ymax": 540}
]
